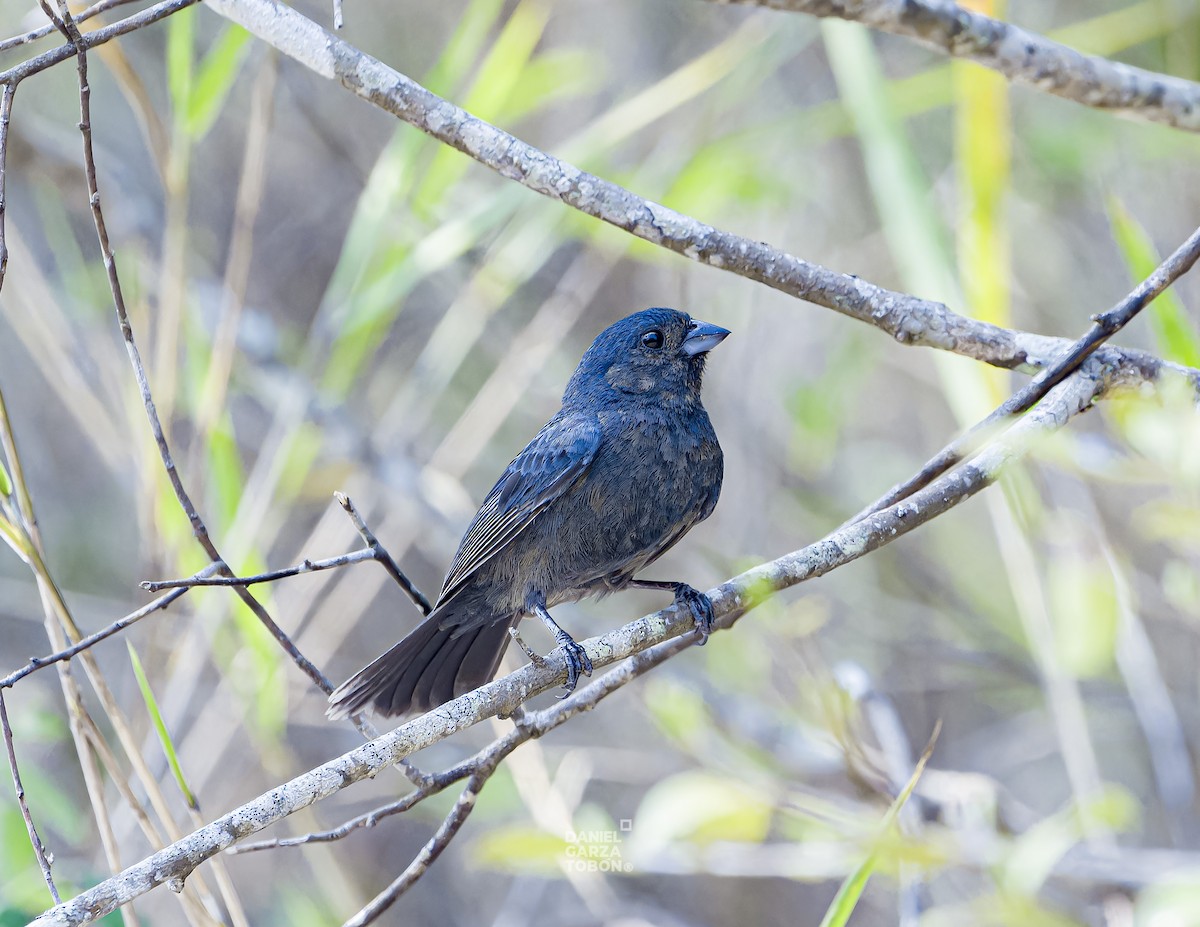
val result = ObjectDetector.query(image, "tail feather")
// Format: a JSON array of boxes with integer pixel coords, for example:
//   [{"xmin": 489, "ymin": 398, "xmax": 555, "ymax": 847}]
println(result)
[{"xmin": 327, "ymin": 614, "xmax": 516, "ymax": 719}]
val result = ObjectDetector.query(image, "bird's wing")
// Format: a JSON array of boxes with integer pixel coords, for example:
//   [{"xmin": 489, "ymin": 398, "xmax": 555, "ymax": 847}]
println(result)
[{"xmin": 437, "ymin": 413, "xmax": 602, "ymax": 605}]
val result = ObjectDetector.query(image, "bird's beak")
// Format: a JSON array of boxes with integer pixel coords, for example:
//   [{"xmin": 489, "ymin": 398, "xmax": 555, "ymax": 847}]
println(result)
[{"xmin": 682, "ymin": 319, "xmax": 731, "ymax": 356}]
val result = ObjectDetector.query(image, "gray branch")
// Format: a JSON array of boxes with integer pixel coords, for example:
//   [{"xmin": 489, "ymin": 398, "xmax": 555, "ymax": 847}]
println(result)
[
  {"xmin": 28, "ymin": 371, "xmax": 1102, "ymax": 927},
  {"xmin": 707, "ymin": 0, "xmax": 1200, "ymax": 132},
  {"xmin": 202, "ymin": 0, "xmax": 1199, "ymax": 394}
]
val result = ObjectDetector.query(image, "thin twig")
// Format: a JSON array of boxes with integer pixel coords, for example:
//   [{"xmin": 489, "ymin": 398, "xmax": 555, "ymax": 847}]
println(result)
[
  {"xmin": 141, "ymin": 549, "xmax": 376, "ymax": 591},
  {"xmin": 0, "ymin": 0, "xmax": 199, "ymax": 86},
  {"xmin": 846, "ymin": 221, "xmax": 1200, "ymax": 524},
  {"xmin": 342, "ymin": 767, "xmax": 492, "ymax": 927},
  {"xmin": 230, "ymin": 734, "xmax": 516, "ymax": 854},
  {"xmin": 0, "ymin": 0, "xmax": 141, "ymax": 53},
  {"xmin": 1, "ymin": 564, "xmax": 221, "ymax": 687},
  {"xmin": 48, "ymin": 0, "xmax": 332, "ymax": 696},
  {"xmin": 508, "ymin": 626, "xmax": 548, "ymax": 668},
  {"xmin": 0, "ymin": 82, "xmax": 13, "ymax": 288},
  {"xmin": 0, "ymin": 687, "xmax": 61, "ymax": 903},
  {"xmin": 336, "ymin": 492, "xmax": 433, "ymax": 615},
  {"xmin": 341, "ymin": 631, "xmax": 695, "ymax": 924}
]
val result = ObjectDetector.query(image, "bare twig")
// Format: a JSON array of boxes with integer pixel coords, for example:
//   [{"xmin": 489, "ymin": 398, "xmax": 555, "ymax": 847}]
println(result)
[
  {"xmin": 0, "ymin": 0, "xmax": 199, "ymax": 86},
  {"xmin": 846, "ymin": 220, "xmax": 1200, "ymax": 524},
  {"xmin": 343, "ymin": 767, "xmax": 492, "ymax": 927},
  {"xmin": 47, "ymin": 0, "xmax": 332, "ymax": 696},
  {"xmin": 0, "ymin": 687, "xmax": 60, "ymax": 903},
  {"xmin": 0, "ymin": 0, "xmax": 141, "ymax": 53},
  {"xmin": 28, "ymin": 371, "xmax": 1101, "ymax": 927},
  {"xmin": 201, "ymin": 0, "xmax": 1200, "ymax": 397},
  {"xmin": 234, "ymin": 629, "xmax": 688, "ymax": 858},
  {"xmin": 0, "ymin": 82, "xmax": 13, "ymax": 288},
  {"xmin": 707, "ymin": 0, "xmax": 1200, "ymax": 133},
  {"xmin": 141, "ymin": 549, "xmax": 376, "ymax": 591},
  {"xmin": 508, "ymin": 625, "xmax": 549, "ymax": 668},
  {"xmin": 142, "ymin": 494, "xmax": 433, "ymax": 613},
  {"xmin": 336, "ymin": 492, "xmax": 433, "ymax": 616},
  {"xmin": 1, "ymin": 564, "xmax": 221, "ymax": 687}
]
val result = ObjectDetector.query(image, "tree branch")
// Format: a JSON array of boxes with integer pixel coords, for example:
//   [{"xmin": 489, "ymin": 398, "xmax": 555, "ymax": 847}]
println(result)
[
  {"xmin": 29, "ymin": 370, "xmax": 1102, "ymax": 927},
  {"xmin": 201, "ymin": 0, "xmax": 1200, "ymax": 398},
  {"xmin": 706, "ymin": 0, "xmax": 1200, "ymax": 132},
  {"xmin": 848, "ymin": 219, "xmax": 1200, "ymax": 522}
]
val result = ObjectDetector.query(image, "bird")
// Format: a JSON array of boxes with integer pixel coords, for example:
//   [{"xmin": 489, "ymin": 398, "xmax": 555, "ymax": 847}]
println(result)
[{"xmin": 327, "ymin": 307, "xmax": 729, "ymax": 719}]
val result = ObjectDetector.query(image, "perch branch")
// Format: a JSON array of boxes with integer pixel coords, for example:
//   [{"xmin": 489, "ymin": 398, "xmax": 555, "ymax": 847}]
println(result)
[{"xmin": 29, "ymin": 371, "xmax": 1101, "ymax": 927}]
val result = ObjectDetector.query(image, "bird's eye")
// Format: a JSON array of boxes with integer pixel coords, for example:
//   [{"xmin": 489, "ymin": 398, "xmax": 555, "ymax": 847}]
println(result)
[{"xmin": 641, "ymin": 329, "xmax": 664, "ymax": 350}]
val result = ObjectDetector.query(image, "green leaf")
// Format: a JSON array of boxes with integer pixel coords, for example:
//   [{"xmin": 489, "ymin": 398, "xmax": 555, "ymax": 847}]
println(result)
[
  {"xmin": 1002, "ymin": 785, "xmax": 1138, "ymax": 897},
  {"xmin": 1047, "ymin": 556, "xmax": 1119, "ymax": 678},
  {"xmin": 0, "ymin": 461, "xmax": 10, "ymax": 497},
  {"xmin": 186, "ymin": 25, "xmax": 252, "ymax": 140},
  {"xmin": 1135, "ymin": 873, "xmax": 1200, "ymax": 927},
  {"xmin": 413, "ymin": 0, "xmax": 553, "ymax": 213},
  {"xmin": 642, "ymin": 677, "xmax": 708, "ymax": 746},
  {"xmin": 1107, "ymin": 197, "xmax": 1200, "ymax": 368},
  {"xmin": 822, "ymin": 18, "xmax": 993, "ymax": 425},
  {"xmin": 633, "ymin": 772, "xmax": 773, "ymax": 850},
  {"xmin": 206, "ymin": 414, "xmax": 245, "ymax": 531},
  {"xmin": 471, "ymin": 825, "xmax": 569, "ymax": 874},
  {"xmin": 499, "ymin": 49, "xmax": 602, "ymax": 123},
  {"xmin": 818, "ymin": 723, "xmax": 939, "ymax": 927},
  {"xmin": 127, "ymin": 642, "xmax": 198, "ymax": 811}
]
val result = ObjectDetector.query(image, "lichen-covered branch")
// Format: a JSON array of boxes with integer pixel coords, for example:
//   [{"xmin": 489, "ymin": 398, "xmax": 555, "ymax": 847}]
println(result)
[
  {"xmin": 29, "ymin": 370, "xmax": 1102, "ymax": 927},
  {"xmin": 202, "ymin": 0, "xmax": 1200, "ymax": 395},
  {"xmin": 707, "ymin": 0, "xmax": 1200, "ymax": 132}
]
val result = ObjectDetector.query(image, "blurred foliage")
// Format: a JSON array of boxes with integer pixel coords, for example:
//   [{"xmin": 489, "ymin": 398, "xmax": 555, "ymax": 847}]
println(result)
[{"xmin": 1, "ymin": 0, "xmax": 1200, "ymax": 925}]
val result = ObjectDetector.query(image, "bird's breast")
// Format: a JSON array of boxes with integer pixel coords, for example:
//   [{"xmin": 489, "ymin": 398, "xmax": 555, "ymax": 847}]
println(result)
[{"xmin": 524, "ymin": 406, "xmax": 722, "ymax": 598}]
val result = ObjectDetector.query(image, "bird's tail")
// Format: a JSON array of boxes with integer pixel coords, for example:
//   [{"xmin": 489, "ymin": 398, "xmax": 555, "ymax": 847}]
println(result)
[{"xmin": 326, "ymin": 614, "xmax": 516, "ymax": 719}]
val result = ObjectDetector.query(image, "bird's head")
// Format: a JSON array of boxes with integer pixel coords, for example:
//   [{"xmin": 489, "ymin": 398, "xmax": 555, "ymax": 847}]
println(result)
[{"xmin": 564, "ymin": 307, "xmax": 730, "ymax": 407}]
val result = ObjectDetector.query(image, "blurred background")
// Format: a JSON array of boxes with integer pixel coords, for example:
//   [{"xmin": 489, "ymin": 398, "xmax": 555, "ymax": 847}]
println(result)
[{"xmin": 2, "ymin": 0, "xmax": 1200, "ymax": 924}]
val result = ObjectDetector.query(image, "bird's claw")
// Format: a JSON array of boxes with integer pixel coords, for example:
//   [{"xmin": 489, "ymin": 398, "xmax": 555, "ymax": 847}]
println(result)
[
  {"xmin": 555, "ymin": 631, "xmax": 593, "ymax": 697},
  {"xmin": 674, "ymin": 583, "xmax": 714, "ymax": 645}
]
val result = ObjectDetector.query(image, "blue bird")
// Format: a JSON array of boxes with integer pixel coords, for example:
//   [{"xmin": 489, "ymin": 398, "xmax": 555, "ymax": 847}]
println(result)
[{"xmin": 328, "ymin": 308, "xmax": 729, "ymax": 718}]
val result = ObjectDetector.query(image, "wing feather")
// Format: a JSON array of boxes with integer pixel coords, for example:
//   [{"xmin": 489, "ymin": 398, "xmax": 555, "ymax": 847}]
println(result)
[{"xmin": 437, "ymin": 413, "xmax": 602, "ymax": 605}]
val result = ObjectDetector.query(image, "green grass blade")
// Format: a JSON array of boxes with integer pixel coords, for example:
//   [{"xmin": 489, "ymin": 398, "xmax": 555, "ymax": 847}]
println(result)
[
  {"xmin": 165, "ymin": 5, "xmax": 195, "ymax": 121},
  {"xmin": 1107, "ymin": 197, "xmax": 1200, "ymax": 368},
  {"xmin": 126, "ymin": 642, "xmax": 198, "ymax": 811},
  {"xmin": 818, "ymin": 723, "xmax": 940, "ymax": 927},
  {"xmin": 186, "ymin": 24, "xmax": 252, "ymax": 140}
]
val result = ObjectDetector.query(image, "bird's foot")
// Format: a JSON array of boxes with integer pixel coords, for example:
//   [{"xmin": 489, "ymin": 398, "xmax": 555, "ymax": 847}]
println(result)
[
  {"xmin": 554, "ymin": 630, "xmax": 593, "ymax": 697},
  {"xmin": 673, "ymin": 583, "xmax": 715, "ymax": 645}
]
